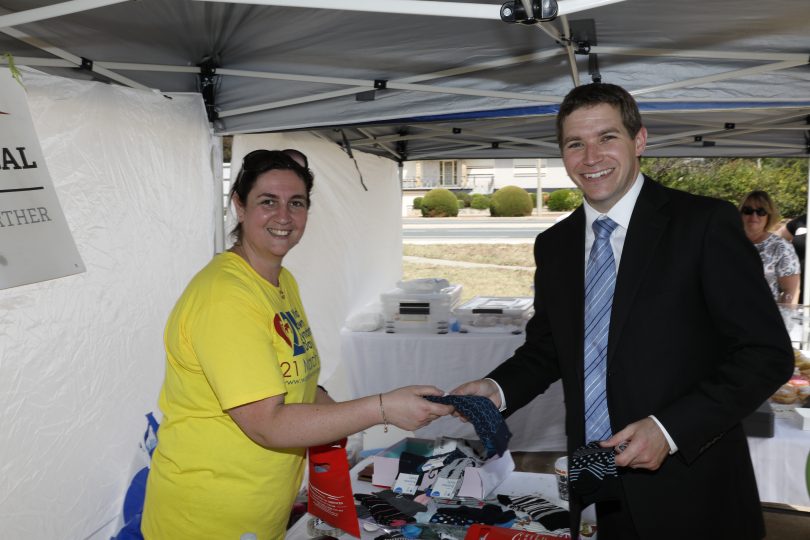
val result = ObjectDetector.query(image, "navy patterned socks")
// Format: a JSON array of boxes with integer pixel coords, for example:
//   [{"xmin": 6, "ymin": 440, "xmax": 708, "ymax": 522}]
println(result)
[{"xmin": 424, "ymin": 395, "xmax": 511, "ymax": 457}]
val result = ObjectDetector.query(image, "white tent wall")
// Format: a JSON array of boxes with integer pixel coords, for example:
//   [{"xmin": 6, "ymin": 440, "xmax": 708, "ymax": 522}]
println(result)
[
  {"xmin": 0, "ymin": 70, "xmax": 215, "ymax": 538},
  {"xmin": 230, "ymin": 133, "xmax": 403, "ymax": 398}
]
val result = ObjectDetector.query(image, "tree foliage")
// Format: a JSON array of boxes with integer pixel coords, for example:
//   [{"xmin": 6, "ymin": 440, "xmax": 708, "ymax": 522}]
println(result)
[{"xmin": 641, "ymin": 158, "xmax": 808, "ymax": 219}]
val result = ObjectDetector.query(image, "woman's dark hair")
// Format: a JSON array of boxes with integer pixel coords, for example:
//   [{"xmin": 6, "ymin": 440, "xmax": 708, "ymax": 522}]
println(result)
[
  {"xmin": 556, "ymin": 83, "xmax": 643, "ymax": 148},
  {"xmin": 229, "ymin": 149, "xmax": 314, "ymax": 243}
]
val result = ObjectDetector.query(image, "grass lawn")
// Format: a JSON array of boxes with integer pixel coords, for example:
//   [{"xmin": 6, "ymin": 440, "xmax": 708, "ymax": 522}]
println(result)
[{"xmin": 402, "ymin": 244, "xmax": 535, "ymax": 302}]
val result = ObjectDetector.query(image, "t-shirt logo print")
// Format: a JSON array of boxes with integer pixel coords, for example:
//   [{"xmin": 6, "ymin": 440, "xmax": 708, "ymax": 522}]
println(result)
[{"xmin": 273, "ymin": 311, "xmax": 306, "ymax": 355}]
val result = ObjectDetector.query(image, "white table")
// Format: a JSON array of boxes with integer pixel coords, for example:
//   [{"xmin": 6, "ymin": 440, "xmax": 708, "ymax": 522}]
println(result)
[
  {"xmin": 748, "ymin": 414, "xmax": 810, "ymax": 508},
  {"xmin": 340, "ymin": 328, "xmax": 566, "ymax": 452}
]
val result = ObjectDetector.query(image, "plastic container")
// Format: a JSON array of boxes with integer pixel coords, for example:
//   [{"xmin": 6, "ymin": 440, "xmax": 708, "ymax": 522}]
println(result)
[
  {"xmin": 381, "ymin": 283, "xmax": 462, "ymax": 334},
  {"xmin": 453, "ymin": 296, "xmax": 534, "ymax": 329}
]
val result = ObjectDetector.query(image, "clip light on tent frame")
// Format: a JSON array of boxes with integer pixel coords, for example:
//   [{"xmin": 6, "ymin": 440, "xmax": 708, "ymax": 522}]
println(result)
[{"xmin": 192, "ymin": 0, "xmax": 626, "ymax": 22}]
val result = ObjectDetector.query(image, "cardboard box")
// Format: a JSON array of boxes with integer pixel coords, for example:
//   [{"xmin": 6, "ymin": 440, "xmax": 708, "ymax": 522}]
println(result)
[{"xmin": 371, "ymin": 437, "xmax": 514, "ymax": 500}]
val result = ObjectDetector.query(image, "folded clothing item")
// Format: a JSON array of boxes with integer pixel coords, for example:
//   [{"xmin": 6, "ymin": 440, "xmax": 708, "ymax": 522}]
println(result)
[
  {"xmin": 354, "ymin": 493, "xmax": 415, "ymax": 526},
  {"xmin": 429, "ymin": 503, "xmax": 516, "ymax": 527},
  {"xmin": 375, "ymin": 489, "xmax": 428, "ymax": 516},
  {"xmin": 497, "ymin": 494, "xmax": 569, "ymax": 533}
]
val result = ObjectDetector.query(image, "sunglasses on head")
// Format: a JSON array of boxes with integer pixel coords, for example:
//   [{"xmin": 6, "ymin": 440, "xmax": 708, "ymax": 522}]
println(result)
[
  {"xmin": 741, "ymin": 206, "xmax": 767, "ymax": 217},
  {"xmin": 240, "ymin": 149, "xmax": 309, "ymax": 171}
]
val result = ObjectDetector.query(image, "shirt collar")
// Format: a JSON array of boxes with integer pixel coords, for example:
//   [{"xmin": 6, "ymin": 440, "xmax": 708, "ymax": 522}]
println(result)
[{"xmin": 584, "ymin": 173, "xmax": 645, "ymax": 230}]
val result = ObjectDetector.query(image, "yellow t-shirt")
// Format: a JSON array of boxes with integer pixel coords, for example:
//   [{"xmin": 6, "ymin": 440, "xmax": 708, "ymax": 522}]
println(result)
[{"xmin": 142, "ymin": 252, "xmax": 320, "ymax": 540}]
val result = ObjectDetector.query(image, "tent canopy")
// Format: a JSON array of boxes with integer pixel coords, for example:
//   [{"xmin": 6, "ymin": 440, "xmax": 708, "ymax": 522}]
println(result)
[{"xmin": 0, "ymin": 0, "xmax": 809, "ymax": 159}]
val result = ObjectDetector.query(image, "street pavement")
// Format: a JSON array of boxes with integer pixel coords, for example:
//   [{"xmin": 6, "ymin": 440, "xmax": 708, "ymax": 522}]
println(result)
[{"xmin": 402, "ymin": 211, "xmax": 569, "ymax": 244}]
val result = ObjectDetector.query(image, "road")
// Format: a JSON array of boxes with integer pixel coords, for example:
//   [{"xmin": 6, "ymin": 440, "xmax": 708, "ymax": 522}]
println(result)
[{"xmin": 402, "ymin": 214, "xmax": 567, "ymax": 244}]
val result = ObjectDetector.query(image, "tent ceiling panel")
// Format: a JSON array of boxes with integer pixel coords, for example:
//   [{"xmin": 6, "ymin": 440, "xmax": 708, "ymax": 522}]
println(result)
[{"xmin": 0, "ymin": 0, "xmax": 807, "ymax": 158}]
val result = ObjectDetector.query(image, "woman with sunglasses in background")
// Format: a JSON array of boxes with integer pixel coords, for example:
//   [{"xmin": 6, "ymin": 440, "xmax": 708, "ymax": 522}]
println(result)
[
  {"xmin": 142, "ymin": 149, "xmax": 453, "ymax": 540},
  {"xmin": 739, "ymin": 190, "xmax": 800, "ymax": 306}
]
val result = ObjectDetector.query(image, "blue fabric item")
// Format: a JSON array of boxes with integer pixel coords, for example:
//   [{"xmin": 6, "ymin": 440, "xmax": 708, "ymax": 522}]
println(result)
[
  {"xmin": 583, "ymin": 217, "xmax": 619, "ymax": 443},
  {"xmin": 110, "ymin": 413, "xmax": 159, "ymax": 540},
  {"xmin": 424, "ymin": 395, "xmax": 511, "ymax": 457}
]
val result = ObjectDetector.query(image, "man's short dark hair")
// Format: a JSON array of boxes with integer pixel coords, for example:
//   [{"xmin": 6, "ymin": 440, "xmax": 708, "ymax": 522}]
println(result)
[{"xmin": 556, "ymin": 83, "xmax": 643, "ymax": 148}]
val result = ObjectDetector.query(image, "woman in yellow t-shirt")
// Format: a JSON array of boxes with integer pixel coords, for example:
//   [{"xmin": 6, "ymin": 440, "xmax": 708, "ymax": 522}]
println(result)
[{"xmin": 141, "ymin": 149, "xmax": 453, "ymax": 540}]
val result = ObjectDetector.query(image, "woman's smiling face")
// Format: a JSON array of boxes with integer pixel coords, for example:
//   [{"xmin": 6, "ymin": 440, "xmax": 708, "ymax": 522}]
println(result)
[{"xmin": 234, "ymin": 168, "xmax": 309, "ymax": 263}]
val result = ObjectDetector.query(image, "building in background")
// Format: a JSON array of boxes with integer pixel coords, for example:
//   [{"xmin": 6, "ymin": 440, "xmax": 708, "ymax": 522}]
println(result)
[{"xmin": 401, "ymin": 158, "xmax": 576, "ymax": 215}]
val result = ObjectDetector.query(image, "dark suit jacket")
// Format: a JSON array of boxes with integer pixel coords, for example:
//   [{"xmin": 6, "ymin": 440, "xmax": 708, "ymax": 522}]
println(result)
[{"xmin": 488, "ymin": 178, "xmax": 793, "ymax": 539}]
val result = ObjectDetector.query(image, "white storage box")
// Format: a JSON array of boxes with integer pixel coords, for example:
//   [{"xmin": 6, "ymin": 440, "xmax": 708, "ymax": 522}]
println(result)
[
  {"xmin": 381, "ymin": 282, "xmax": 462, "ymax": 334},
  {"xmin": 453, "ymin": 296, "xmax": 534, "ymax": 331}
]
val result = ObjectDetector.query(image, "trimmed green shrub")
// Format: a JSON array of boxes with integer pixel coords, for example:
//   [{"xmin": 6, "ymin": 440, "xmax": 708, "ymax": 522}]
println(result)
[
  {"xmin": 412, "ymin": 196, "xmax": 423, "ymax": 210},
  {"xmin": 490, "ymin": 185, "xmax": 533, "ymax": 217},
  {"xmin": 421, "ymin": 188, "xmax": 459, "ymax": 217},
  {"xmin": 530, "ymin": 193, "xmax": 537, "ymax": 207},
  {"xmin": 455, "ymin": 191, "xmax": 472, "ymax": 208},
  {"xmin": 470, "ymin": 193, "xmax": 490, "ymax": 210},
  {"xmin": 546, "ymin": 189, "xmax": 583, "ymax": 211}
]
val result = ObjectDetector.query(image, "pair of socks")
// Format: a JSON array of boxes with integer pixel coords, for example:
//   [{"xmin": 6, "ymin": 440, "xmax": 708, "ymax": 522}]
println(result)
[
  {"xmin": 375, "ymin": 489, "xmax": 428, "ymax": 516},
  {"xmin": 429, "ymin": 503, "xmax": 516, "ymax": 527},
  {"xmin": 424, "ymin": 395, "xmax": 512, "ymax": 457},
  {"xmin": 568, "ymin": 441, "xmax": 621, "ymax": 504},
  {"xmin": 354, "ymin": 493, "xmax": 415, "ymax": 526},
  {"xmin": 497, "ymin": 494, "xmax": 569, "ymax": 532}
]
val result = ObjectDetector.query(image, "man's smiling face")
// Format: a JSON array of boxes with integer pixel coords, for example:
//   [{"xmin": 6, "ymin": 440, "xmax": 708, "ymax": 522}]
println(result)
[{"xmin": 560, "ymin": 103, "xmax": 647, "ymax": 213}]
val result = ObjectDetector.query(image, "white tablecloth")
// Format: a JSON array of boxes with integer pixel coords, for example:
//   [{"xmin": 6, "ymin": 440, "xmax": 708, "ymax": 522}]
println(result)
[
  {"xmin": 340, "ymin": 328, "xmax": 566, "ymax": 452},
  {"xmin": 748, "ymin": 414, "xmax": 810, "ymax": 507}
]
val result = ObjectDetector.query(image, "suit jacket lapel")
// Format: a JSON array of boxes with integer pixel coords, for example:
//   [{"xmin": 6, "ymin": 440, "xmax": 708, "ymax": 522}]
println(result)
[
  {"xmin": 608, "ymin": 177, "xmax": 670, "ymax": 363},
  {"xmin": 553, "ymin": 207, "xmax": 587, "ymax": 380}
]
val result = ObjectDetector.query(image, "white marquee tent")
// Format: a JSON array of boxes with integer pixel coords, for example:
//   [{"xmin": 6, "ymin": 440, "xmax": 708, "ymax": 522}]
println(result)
[
  {"xmin": 0, "ymin": 1, "xmax": 809, "ymax": 538},
  {"xmin": 1, "ymin": 0, "xmax": 808, "ymax": 159}
]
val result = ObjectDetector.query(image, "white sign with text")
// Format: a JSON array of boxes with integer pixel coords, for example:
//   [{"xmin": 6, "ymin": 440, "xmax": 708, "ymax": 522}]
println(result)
[{"xmin": 0, "ymin": 68, "xmax": 85, "ymax": 289}]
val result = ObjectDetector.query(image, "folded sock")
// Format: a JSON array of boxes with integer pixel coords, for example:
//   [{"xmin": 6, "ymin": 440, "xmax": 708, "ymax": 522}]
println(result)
[
  {"xmin": 497, "ymin": 494, "xmax": 569, "ymax": 532},
  {"xmin": 375, "ymin": 489, "xmax": 428, "ymax": 516},
  {"xmin": 354, "ymin": 493, "xmax": 415, "ymax": 526},
  {"xmin": 430, "ymin": 503, "xmax": 516, "ymax": 527}
]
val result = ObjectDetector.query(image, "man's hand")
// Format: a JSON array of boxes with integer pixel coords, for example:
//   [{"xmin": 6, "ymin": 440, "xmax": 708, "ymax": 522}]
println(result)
[
  {"xmin": 601, "ymin": 417, "xmax": 669, "ymax": 471},
  {"xmin": 450, "ymin": 379, "xmax": 502, "ymax": 407},
  {"xmin": 447, "ymin": 379, "xmax": 502, "ymax": 423}
]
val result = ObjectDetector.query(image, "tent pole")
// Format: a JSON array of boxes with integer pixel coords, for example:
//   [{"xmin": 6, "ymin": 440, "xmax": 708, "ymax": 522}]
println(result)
[
  {"xmin": 213, "ymin": 135, "xmax": 225, "ymax": 254},
  {"xmin": 536, "ymin": 158, "xmax": 543, "ymax": 217}
]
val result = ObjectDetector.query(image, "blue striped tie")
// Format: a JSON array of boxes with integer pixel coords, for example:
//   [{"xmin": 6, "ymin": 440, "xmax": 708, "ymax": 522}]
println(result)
[{"xmin": 584, "ymin": 217, "xmax": 619, "ymax": 443}]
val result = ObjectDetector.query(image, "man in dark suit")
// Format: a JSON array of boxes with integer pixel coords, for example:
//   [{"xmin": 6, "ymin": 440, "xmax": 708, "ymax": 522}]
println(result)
[{"xmin": 453, "ymin": 83, "xmax": 793, "ymax": 539}]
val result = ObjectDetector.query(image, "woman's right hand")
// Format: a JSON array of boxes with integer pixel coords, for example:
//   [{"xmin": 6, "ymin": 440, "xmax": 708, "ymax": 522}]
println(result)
[{"xmin": 379, "ymin": 386, "xmax": 454, "ymax": 431}]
